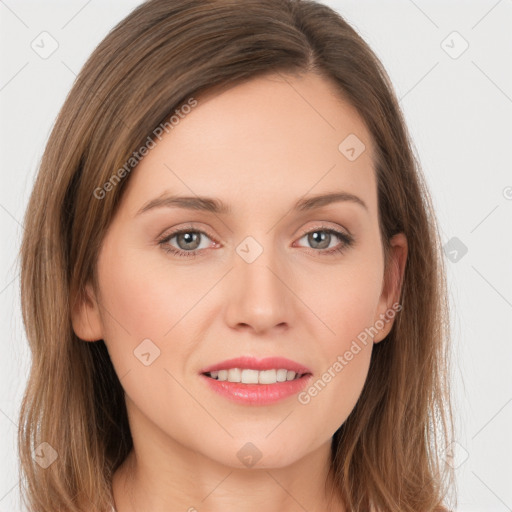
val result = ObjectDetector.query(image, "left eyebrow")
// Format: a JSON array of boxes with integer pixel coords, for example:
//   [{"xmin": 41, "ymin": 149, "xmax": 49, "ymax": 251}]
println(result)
[
  {"xmin": 295, "ymin": 192, "xmax": 368, "ymax": 212},
  {"xmin": 135, "ymin": 191, "xmax": 368, "ymax": 217}
]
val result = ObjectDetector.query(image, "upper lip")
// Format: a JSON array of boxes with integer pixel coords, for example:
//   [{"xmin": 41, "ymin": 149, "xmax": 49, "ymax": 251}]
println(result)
[{"xmin": 200, "ymin": 356, "xmax": 312, "ymax": 375}]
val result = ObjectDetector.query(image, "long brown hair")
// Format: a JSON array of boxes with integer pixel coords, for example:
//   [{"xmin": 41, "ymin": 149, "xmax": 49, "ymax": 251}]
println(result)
[{"xmin": 17, "ymin": 0, "xmax": 456, "ymax": 510}]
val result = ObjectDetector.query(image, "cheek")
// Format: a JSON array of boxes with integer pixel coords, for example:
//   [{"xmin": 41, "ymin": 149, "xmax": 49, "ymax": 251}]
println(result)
[
  {"xmin": 95, "ymin": 246, "xmax": 197, "ymax": 426},
  {"xmin": 97, "ymin": 239, "xmax": 197, "ymax": 342},
  {"xmin": 294, "ymin": 257, "xmax": 383, "ymax": 425},
  {"xmin": 304, "ymin": 255, "xmax": 383, "ymax": 352},
  {"xmin": 96, "ymin": 241, "xmax": 214, "ymax": 385},
  {"xmin": 95, "ymin": 239, "xmax": 194, "ymax": 393}
]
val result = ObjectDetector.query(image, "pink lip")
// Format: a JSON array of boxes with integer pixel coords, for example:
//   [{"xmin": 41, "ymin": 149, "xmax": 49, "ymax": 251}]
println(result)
[
  {"xmin": 199, "ymin": 356, "xmax": 313, "ymax": 406},
  {"xmin": 199, "ymin": 356, "xmax": 312, "ymax": 375},
  {"xmin": 200, "ymin": 373, "xmax": 313, "ymax": 405}
]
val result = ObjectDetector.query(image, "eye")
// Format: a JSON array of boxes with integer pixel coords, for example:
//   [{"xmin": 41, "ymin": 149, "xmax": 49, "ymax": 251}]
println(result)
[
  {"xmin": 157, "ymin": 224, "xmax": 354, "ymax": 258},
  {"xmin": 157, "ymin": 227, "xmax": 216, "ymax": 258},
  {"xmin": 294, "ymin": 226, "xmax": 354, "ymax": 256}
]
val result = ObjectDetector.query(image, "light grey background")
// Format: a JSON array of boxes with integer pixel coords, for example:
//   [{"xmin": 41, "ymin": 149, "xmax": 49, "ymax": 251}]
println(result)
[{"xmin": 1, "ymin": 1, "xmax": 511, "ymax": 510}]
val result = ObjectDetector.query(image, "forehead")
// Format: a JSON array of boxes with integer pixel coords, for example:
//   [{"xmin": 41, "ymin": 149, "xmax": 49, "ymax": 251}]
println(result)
[{"xmin": 121, "ymin": 71, "xmax": 377, "ymax": 218}]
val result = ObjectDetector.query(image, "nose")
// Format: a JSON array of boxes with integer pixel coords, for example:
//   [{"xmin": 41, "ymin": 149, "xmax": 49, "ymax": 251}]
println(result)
[{"xmin": 223, "ymin": 241, "xmax": 294, "ymax": 335}]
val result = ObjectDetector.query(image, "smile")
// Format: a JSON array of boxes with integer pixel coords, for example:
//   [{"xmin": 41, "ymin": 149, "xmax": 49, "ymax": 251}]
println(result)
[{"xmin": 204, "ymin": 368, "xmax": 306, "ymax": 384}]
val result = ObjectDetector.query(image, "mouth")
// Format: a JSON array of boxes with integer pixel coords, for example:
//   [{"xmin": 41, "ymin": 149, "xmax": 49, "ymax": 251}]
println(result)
[
  {"xmin": 199, "ymin": 356, "xmax": 312, "ymax": 383},
  {"xmin": 202, "ymin": 368, "xmax": 310, "ymax": 384},
  {"xmin": 198, "ymin": 356, "xmax": 313, "ymax": 405}
]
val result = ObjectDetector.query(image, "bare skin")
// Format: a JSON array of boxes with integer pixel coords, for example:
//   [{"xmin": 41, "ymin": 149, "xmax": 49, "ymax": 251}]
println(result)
[{"xmin": 72, "ymin": 71, "xmax": 407, "ymax": 512}]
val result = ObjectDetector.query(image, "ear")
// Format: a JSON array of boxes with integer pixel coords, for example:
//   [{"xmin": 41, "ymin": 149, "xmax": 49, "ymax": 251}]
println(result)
[
  {"xmin": 373, "ymin": 232, "xmax": 408, "ymax": 344},
  {"xmin": 71, "ymin": 282, "xmax": 104, "ymax": 342}
]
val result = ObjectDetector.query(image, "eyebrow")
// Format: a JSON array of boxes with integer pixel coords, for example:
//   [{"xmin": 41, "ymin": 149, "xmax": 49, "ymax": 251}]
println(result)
[{"xmin": 136, "ymin": 191, "xmax": 368, "ymax": 216}]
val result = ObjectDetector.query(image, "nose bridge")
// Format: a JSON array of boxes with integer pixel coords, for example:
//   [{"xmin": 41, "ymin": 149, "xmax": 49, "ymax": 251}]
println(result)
[{"xmin": 225, "ymin": 233, "xmax": 292, "ymax": 332}]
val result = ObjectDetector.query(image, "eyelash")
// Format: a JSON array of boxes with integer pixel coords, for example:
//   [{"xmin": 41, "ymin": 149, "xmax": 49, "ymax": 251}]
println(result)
[{"xmin": 157, "ymin": 224, "xmax": 355, "ymax": 259}]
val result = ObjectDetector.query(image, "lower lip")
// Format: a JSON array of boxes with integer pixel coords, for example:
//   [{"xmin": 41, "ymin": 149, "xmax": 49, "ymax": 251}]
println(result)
[{"xmin": 200, "ymin": 374, "xmax": 312, "ymax": 405}]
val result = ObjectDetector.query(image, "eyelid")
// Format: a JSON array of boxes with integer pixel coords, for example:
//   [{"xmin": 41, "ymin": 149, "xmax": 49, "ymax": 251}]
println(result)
[
  {"xmin": 158, "ymin": 223, "xmax": 218, "ymax": 243},
  {"xmin": 293, "ymin": 223, "xmax": 354, "ymax": 253},
  {"xmin": 155, "ymin": 224, "xmax": 220, "ymax": 255},
  {"xmin": 158, "ymin": 221, "xmax": 350, "ymax": 243},
  {"xmin": 296, "ymin": 221, "xmax": 351, "ymax": 239},
  {"xmin": 157, "ymin": 221, "xmax": 354, "ymax": 257}
]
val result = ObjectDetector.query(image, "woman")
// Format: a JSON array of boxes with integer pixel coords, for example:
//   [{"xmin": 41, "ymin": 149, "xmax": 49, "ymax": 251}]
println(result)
[{"xmin": 18, "ymin": 0, "xmax": 456, "ymax": 510}]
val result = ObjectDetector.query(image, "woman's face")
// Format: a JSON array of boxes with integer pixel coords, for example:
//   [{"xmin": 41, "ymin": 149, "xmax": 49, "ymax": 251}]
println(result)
[{"xmin": 73, "ymin": 71, "xmax": 407, "ymax": 471}]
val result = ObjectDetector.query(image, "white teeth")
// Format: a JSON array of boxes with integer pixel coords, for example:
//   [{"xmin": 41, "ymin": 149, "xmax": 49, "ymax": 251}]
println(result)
[
  {"xmin": 276, "ymin": 369, "xmax": 288, "ymax": 382},
  {"xmin": 258, "ymin": 369, "xmax": 276, "ymax": 384},
  {"xmin": 241, "ymin": 369, "xmax": 259, "ymax": 384},
  {"xmin": 286, "ymin": 370, "xmax": 296, "ymax": 381},
  {"xmin": 207, "ymin": 368, "xmax": 304, "ymax": 384},
  {"xmin": 228, "ymin": 368, "xmax": 242, "ymax": 382}
]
